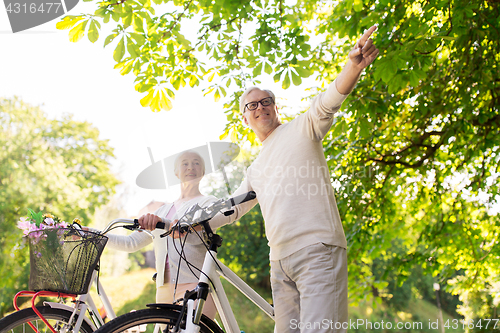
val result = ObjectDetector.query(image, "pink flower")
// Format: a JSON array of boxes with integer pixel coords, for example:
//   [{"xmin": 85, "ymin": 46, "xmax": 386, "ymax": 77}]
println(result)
[{"xmin": 17, "ymin": 217, "xmax": 31, "ymax": 235}]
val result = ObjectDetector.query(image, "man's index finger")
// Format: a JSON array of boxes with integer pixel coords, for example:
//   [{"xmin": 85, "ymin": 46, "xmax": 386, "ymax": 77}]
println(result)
[{"xmin": 359, "ymin": 25, "xmax": 377, "ymax": 46}]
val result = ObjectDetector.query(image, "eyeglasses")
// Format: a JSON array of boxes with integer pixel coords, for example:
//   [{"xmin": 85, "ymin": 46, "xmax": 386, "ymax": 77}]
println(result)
[{"xmin": 244, "ymin": 97, "xmax": 274, "ymax": 112}]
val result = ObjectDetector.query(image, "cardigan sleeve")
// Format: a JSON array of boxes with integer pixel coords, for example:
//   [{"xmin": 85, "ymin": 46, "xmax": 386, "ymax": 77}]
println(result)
[
  {"xmin": 300, "ymin": 79, "xmax": 349, "ymax": 141},
  {"xmin": 87, "ymin": 226, "xmax": 153, "ymax": 253}
]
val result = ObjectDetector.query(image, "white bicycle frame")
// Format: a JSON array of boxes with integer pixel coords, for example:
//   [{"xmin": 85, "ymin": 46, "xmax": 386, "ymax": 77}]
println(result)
[{"xmin": 182, "ymin": 249, "xmax": 275, "ymax": 333}]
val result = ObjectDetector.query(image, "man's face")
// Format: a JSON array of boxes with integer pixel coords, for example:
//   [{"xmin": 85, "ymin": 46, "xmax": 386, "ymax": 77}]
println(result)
[{"xmin": 242, "ymin": 89, "xmax": 280, "ymax": 135}]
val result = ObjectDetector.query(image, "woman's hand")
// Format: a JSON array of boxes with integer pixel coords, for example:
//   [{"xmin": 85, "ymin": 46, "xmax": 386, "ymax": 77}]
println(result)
[{"xmin": 138, "ymin": 213, "xmax": 163, "ymax": 231}]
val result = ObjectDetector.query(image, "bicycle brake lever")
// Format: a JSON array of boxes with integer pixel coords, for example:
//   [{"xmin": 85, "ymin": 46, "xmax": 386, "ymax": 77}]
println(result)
[{"xmin": 123, "ymin": 225, "xmax": 137, "ymax": 231}]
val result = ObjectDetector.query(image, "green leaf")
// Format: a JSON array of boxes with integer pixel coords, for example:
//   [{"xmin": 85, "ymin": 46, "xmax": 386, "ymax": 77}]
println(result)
[
  {"xmin": 291, "ymin": 71, "xmax": 302, "ymax": 86},
  {"xmin": 332, "ymin": 119, "xmax": 346, "ymax": 137},
  {"xmin": 104, "ymin": 33, "xmax": 118, "ymax": 47},
  {"xmin": 136, "ymin": 83, "xmax": 153, "ymax": 93},
  {"xmin": 273, "ymin": 72, "xmax": 281, "ymax": 83},
  {"xmin": 381, "ymin": 59, "xmax": 398, "ymax": 83},
  {"xmin": 252, "ymin": 62, "xmax": 263, "ymax": 77},
  {"xmin": 353, "ymin": 0, "xmax": 363, "ymax": 12},
  {"xmin": 123, "ymin": 13, "xmax": 133, "ymax": 28},
  {"xmin": 264, "ymin": 62, "xmax": 273, "ymax": 74},
  {"xmin": 140, "ymin": 89, "xmax": 155, "ymax": 107},
  {"xmin": 358, "ymin": 118, "xmax": 372, "ymax": 138},
  {"xmin": 120, "ymin": 60, "xmax": 134, "ymax": 75},
  {"xmin": 409, "ymin": 70, "xmax": 420, "ymax": 87},
  {"xmin": 282, "ymin": 72, "xmax": 291, "ymax": 89},
  {"xmin": 114, "ymin": 36, "xmax": 126, "ymax": 62},
  {"xmin": 68, "ymin": 20, "xmax": 88, "ymax": 43},
  {"xmin": 127, "ymin": 39, "xmax": 139, "ymax": 58},
  {"xmin": 88, "ymin": 20, "xmax": 99, "ymax": 43},
  {"xmin": 172, "ymin": 77, "xmax": 181, "ymax": 90},
  {"xmin": 219, "ymin": 130, "xmax": 229, "ymax": 140},
  {"xmin": 295, "ymin": 65, "xmax": 312, "ymax": 78},
  {"xmin": 208, "ymin": 71, "xmax": 216, "ymax": 82},
  {"xmin": 56, "ymin": 16, "xmax": 84, "ymax": 30},
  {"xmin": 150, "ymin": 91, "xmax": 161, "ymax": 112},
  {"xmin": 111, "ymin": 11, "xmax": 120, "ymax": 22},
  {"xmin": 133, "ymin": 15, "xmax": 144, "ymax": 33},
  {"xmin": 129, "ymin": 33, "xmax": 146, "ymax": 46},
  {"xmin": 166, "ymin": 88, "xmax": 175, "ymax": 98},
  {"xmin": 189, "ymin": 75, "xmax": 199, "ymax": 87},
  {"xmin": 28, "ymin": 208, "xmax": 43, "ymax": 227},
  {"xmin": 160, "ymin": 90, "xmax": 173, "ymax": 110}
]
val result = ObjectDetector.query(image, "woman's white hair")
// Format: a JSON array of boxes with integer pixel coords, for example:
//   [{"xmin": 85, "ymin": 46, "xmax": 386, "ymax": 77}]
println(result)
[
  {"xmin": 239, "ymin": 87, "xmax": 276, "ymax": 113},
  {"xmin": 174, "ymin": 150, "xmax": 206, "ymax": 177}
]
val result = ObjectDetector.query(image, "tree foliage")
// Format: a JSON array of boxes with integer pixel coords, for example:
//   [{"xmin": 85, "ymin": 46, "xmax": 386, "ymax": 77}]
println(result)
[
  {"xmin": 59, "ymin": 0, "xmax": 499, "ymax": 315},
  {"xmin": 0, "ymin": 98, "xmax": 120, "ymax": 316}
]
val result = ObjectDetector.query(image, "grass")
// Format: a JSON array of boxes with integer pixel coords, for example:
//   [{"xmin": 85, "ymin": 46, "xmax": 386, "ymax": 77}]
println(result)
[
  {"xmin": 88, "ymin": 267, "xmax": 157, "ymax": 317},
  {"xmin": 349, "ymin": 298, "xmax": 463, "ymax": 333},
  {"xmin": 215, "ymin": 279, "xmax": 274, "ymax": 333}
]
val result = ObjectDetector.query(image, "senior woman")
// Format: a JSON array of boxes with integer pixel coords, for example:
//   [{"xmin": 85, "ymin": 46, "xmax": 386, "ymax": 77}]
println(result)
[{"xmin": 90, "ymin": 150, "xmax": 218, "ymax": 319}]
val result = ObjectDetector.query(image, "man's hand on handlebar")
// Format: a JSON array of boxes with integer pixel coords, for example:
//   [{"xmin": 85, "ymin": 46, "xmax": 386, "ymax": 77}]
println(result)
[{"xmin": 168, "ymin": 219, "xmax": 204, "ymax": 239}]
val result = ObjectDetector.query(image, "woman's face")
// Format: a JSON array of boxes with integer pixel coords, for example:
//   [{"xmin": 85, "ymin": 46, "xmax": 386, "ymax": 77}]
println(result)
[{"xmin": 175, "ymin": 152, "xmax": 204, "ymax": 184}]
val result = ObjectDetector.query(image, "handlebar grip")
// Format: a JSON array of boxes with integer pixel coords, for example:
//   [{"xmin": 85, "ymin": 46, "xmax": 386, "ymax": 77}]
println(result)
[
  {"xmin": 156, "ymin": 221, "xmax": 166, "ymax": 229},
  {"xmin": 229, "ymin": 191, "xmax": 256, "ymax": 207},
  {"xmin": 131, "ymin": 219, "xmax": 167, "ymax": 230}
]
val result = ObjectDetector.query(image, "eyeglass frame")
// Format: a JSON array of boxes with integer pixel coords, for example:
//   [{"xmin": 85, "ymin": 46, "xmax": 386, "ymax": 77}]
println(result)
[{"xmin": 243, "ymin": 97, "xmax": 275, "ymax": 113}]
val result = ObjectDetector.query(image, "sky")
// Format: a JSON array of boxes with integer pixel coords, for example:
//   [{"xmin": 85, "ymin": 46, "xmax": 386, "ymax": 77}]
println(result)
[{"xmin": 0, "ymin": 2, "xmax": 310, "ymax": 216}]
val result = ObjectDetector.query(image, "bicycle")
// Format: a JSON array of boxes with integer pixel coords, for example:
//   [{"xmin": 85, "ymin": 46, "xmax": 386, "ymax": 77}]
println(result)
[
  {"xmin": 0, "ymin": 218, "xmax": 165, "ymax": 333},
  {"xmin": 91, "ymin": 190, "xmax": 274, "ymax": 333}
]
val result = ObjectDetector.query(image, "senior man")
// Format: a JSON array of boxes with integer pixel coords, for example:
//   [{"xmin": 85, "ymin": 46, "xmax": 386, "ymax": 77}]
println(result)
[{"xmin": 210, "ymin": 26, "xmax": 379, "ymax": 333}]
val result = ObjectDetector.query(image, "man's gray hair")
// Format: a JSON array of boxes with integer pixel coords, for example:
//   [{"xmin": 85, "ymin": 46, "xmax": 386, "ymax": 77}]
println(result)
[{"xmin": 239, "ymin": 87, "xmax": 276, "ymax": 113}]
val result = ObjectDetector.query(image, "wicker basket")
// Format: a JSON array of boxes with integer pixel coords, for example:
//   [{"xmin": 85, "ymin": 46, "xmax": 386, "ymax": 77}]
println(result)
[{"xmin": 28, "ymin": 228, "xmax": 108, "ymax": 295}]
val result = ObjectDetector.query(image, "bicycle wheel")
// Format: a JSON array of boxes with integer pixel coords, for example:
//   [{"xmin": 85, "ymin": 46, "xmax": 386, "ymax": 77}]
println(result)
[
  {"xmin": 93, "ymin": 307, "xmax": 223, "ymax": 333},
  {"xmin": 0, "ymin": 306, "xmax": 94, "ymax": 333}
]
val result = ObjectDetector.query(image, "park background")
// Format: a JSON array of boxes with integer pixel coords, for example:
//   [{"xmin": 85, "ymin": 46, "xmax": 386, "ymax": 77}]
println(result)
[{"xmin": 1, "ymin": 0, "xmax": 499, "ymax": 332}]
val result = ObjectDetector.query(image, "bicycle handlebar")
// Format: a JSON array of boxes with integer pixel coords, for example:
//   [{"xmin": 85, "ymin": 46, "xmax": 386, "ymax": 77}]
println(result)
[
  {"xmin": 161, "ymin": 191, "xmax": 256, "ymax": 238},
  {"xmin": 228, "ymin": 191, "xmax": 257, "ymax": 207},
  {"xmin": 97, "ymin": 191, "xmax": 255, "ymax": 238},
  {"xmin": 100, "ymin": 218, "xmax": 167, "ymax": 235}
]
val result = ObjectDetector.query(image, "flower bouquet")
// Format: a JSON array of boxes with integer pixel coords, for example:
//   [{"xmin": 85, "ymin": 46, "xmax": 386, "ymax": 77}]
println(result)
[{"xmin": 18, "ymin": 210, "xmax": 107, "ymax": 295}]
